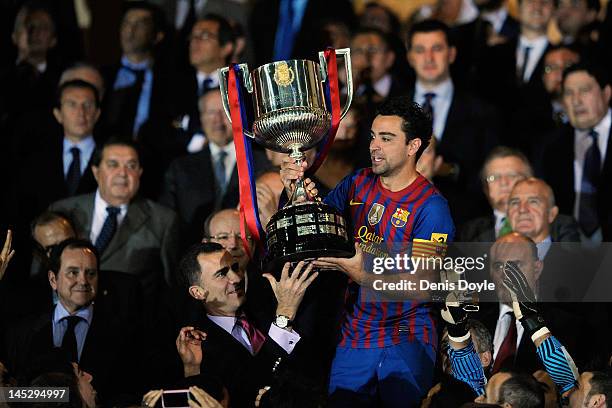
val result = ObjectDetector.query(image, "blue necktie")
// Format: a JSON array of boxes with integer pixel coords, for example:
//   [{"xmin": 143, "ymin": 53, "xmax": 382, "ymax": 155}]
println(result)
[
  {"xmin": 519, "ymin": 46, "xmax": 531, "ymax": 83},
  {"xmin": 422, "ymin": 93, "xmax": 436, "ymax": 122},
  {"xmin": 95, "ymin": 206, "xmax": 121, "ymax": 254},
  {"xmin": 579, "ymin": 129, "xmax": 601, "ymax": 236},
  {"xmin": 66, "ymin": 147, "xmax": 81, "ymax": 196},
  {"xmin": 61, "ymin": 315, "xmax": 83, "ymax": 363},
  {"xmin": 273, "ymin": 0, "xmax": 296, "ymax": 60},
  {"xmin": 199, "ymin": 77, "xmax": 214, "ymax": 96}
]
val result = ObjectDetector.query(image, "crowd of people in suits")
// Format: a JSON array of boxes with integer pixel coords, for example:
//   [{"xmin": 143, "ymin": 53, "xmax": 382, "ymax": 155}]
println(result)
[{"xmin": 1, "ymin": 0, "xmax": 612, "ymax": 407}]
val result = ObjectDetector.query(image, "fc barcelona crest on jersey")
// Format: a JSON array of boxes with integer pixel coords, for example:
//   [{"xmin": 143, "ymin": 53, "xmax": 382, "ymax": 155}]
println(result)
[
  {"xmin": 368, "ymin": 203, "xmax": 385, "ymax": 225},
  {"xmin": 391, "ymin": 208, "xmax": 410, "ymax": 227}
]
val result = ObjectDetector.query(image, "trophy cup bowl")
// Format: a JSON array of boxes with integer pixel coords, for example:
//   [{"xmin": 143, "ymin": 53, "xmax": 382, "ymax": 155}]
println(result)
[{"xmin": 219, "ymin": 49, "xmax": 355, "ymax": 271}]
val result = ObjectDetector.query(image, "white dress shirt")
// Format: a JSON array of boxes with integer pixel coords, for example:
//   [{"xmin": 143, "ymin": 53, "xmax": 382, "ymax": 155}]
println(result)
[
  {"xmin": 414, "ymin": 78, "xmax": 454, "ymax": 140},
  {"xmin": 356, "ymin": 73, "xmax": 393, "ymax": 99},
  {"xmin": 493, "ymin": 303, "xmax": 524, "ymax": 361},
  {"xmin": 516, "ymin": 35, "xmax": 548, "ymax": 83},
  {"xmin": 207, "ymin": 315, "xmax": 300, "ymax": 355},
  {"xmin": 573, "ymin": 109, "xmax": 611, "ymax": 219},
  {"xmin": 209, "ymin": 141, "xmax": 237, "ymax": 185},
  {"xmin": 90, "ymin": 190, "xmax": 128, "ymax": 244},
  {"xmin": 196, "ymin": 71, "xmax": 220, "ymax": 93},
  {"xmin": 62, "ymin": 135, "xmax": 96, "ymax": 177}
]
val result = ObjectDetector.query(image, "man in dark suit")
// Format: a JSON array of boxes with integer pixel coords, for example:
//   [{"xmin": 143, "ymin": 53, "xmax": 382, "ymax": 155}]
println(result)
[
  {"xmin": 474, "ymin": 233, "xmax": 583, "ymax": 375},
  {"xmin": 540, "ymin": 62, "xmax": 612, "ymax": 243},
  {"xmin": 249, "ymin": 0, "xmax": 355, "ymax": 67},
  {"xmin": 159, "ymin": 89, "xmax": 270, "ymax": 246},
  {"xmin": 478, "ymin": 0, "xmax": 555, "ymax": 152},
  {"xmin": 406, "ymin": 20, "xmax": 500, "ymax": 224},
  {"xmin": 3, "ymin": 239, "xmax": 140, "ymax": 406},
  {"xmin": 19, "ymin": 80, "xmax": 100, "ymax": 228},
  {"xmin": 100, "ymin": 1, "xmax": 172, "ymax": 140},
  {"xmin": 50, "ymin": 139, "xmax": 180, "ymax": 312},
  {"xmin": 175, "ymin": 243, "xmax": 318, "ymax": 407}
]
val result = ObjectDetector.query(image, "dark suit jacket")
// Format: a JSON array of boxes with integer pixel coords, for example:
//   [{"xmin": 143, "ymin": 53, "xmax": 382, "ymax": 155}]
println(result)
[
  {"xmin": 407, "ymin": 87, "xmax": 499, "ymax": 223},
  {"xmin": 474, "ymin": 302, "xmax": 583, "ymax": 375},
  {"xmin": 539, "ymin": 124, "xmax": 612, "ymax": 240},
  {"xmin": 249, "ymin": 0, "xmax": 356, "ymax": 66},
  {"xmin": 49, "ymin": 194, "xmax": 181, "ymax": 306},
  {"xmin": 4, "ymin": 299, "xmax": 141, "ymax": 406},
  {"xmin": 18, "ymin": 136, "xmax": 98, "ymax": 225},
  {"xmin": 159, "ymin": 146, "xmax": 270, "ymax": 246}
]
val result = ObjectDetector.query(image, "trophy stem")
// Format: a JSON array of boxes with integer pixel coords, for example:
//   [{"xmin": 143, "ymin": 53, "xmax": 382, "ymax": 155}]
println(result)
[{"xmin": 289, "ymin": 144, "xmax": 308, "ymax": 204}]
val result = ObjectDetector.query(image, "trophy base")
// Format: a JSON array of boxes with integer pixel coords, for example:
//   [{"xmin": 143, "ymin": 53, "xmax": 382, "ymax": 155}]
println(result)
[{"xmin": 264, "ymin": 201, "xmax": 355, "ymax": 273}]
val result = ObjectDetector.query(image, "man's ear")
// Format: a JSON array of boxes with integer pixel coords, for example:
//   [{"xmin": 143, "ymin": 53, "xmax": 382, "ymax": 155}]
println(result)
[
  {"xmin": 48, "ymin": 271, "xmax": 58, "ymax": 290},
  {"xmin": 448, "ymin": 46, "xmax": 457, "ymax": 64},
  {"xmin": 189, "ymin": 285, "xmax": 207, "ymax": 300},
  {"xmin": 91, "ymin": 165, "xmax": 99, "ymax": 183},
  {"xmin": 409, "ymin": 137, "xmax": 422, "ymax": 156},
  {"xmin": 221, "ymin": 43, "xmax": 234, "ymax": 61},
  {"xmin": 480, "ymin": 350, "xmax": 492, "ymax": 369},
  {"xmin": 53, "ymin": 108, "xmax": 63, "ymax": 125},
  {"xmin": 154, "ymin": 31, "xmax": 165, "ymax": 45},
  {"xmin": 548, "ymin": 205, "xmax": 559, "ymax": 224}
]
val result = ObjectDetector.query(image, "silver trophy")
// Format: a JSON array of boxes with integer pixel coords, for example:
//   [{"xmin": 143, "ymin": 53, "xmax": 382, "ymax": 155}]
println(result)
[{"xmin": 219, "ymin": 49, "xmax": 355, "ymax": 269}]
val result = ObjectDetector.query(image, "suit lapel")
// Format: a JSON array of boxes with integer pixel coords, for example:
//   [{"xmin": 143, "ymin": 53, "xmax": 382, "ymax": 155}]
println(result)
[
  {"xmin": 74, "ymin": 194, "xmax": 96, "ymax": 239},
  {"xmin": 102, "ymin": 198, "xmax": 149, "ymax": 261}
]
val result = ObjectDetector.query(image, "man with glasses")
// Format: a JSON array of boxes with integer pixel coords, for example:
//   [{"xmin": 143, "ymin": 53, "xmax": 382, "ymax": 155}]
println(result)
[
  {"xmin": 160, "ymin": 89, "xmax": 270, "ymax": 246},
  {"xmin": 460, "ymin": 147, "xmax": 579, "ymax": 243},
  {"xmin": 203, "ymin": 208, "xmax": 252, "ymax": 270}
]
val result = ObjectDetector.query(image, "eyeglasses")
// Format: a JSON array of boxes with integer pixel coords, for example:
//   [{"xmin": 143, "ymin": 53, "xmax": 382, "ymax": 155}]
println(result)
[
  {"xmin": 189, "ymin": 31, "xmax": 219, "ymax": 42},
  {"xmin": 485, "ymin": 172, "xmax": 526, "ymax": 184},
  {"xmin": 205, "ymin": 233, "xmax": 252, "ymax": 241},
  {"xmin": 352, "ymin": 46, "xmax": 386, "ymax": 56},
  {"xmin": 544, "ymin": 62, "xmax": 576, "ymax": 74}
]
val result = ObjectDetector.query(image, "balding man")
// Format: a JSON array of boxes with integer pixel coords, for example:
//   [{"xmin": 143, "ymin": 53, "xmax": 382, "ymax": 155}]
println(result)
[
  {"xmin": 474, "ymin": 233, "xmax": 582, "ymax": 375},
  {"xmin": 203, "ymin": 208, "xmax": 251, "ymax": 270},
  {"xmin": 159, "ymin": 89, "xmax": 270, "ymax": 245}
]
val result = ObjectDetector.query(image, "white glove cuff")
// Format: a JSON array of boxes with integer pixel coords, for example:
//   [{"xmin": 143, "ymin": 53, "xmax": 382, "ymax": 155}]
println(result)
[{"xmin": 531, "ymin": 326, "xmax": 551, "ymax": 342}]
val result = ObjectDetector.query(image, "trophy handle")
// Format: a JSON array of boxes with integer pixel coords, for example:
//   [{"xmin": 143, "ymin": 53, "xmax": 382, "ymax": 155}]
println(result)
[
  {"xmin": 318, "ymin": 48, "xmax": 353, "ymax": 120},
  {"xmin": 218, "ymin": 64, "xmax": 255, "ymax": 138}
]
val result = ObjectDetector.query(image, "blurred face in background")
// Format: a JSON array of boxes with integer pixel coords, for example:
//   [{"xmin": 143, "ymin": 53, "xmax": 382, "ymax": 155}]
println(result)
[
  {"xmin": 408, "ymin": 30, "xmax": 456, "ymax": 87},
  {"xmin": 543, "ymin": 48, "xmax": 580, "ymax": 99},
  {"xmin": 12, "ymin": 9, "xmax": 56, "ymax": 63},
  {"xmin": 556, "ymin": 0, "xmax": 597, "ymax": 37},
  {"xmin": 200, "ymin": 90, "xmax": 232, "ymax": 147},
  {"xmin": 519, "ymin": 0, "xmax": 556, "ymax": 35},
  {"xmin": 483, "ymin": 156, "xmax": 532, "ymax": 212},
  {"xmin": 351, "ymin": 32, "xmax": 395, "ymax": 84},
  {"xmin": 563, "ymin": 71, "xmax": 611, "ymax": 130},
  {"xmin": 53, "ymin": 86, "xmax": 100, "ymax": 142},
  {"xmin": 120, "ymin": 8, "xmax": 157, "ymax": 56}
]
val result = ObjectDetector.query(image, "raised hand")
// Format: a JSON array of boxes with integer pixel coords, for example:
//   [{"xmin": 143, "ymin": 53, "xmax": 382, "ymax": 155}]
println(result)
[
  {"xmin": 263, "ymin": 261, "xmax": 318, "ymax": 321},
  {"xmin": 441, "ymin": 291, "xmax": 470, "ymax": 341},
  {"xmin": 176, "ymin": 326, "xmax": 207, "ymax": 377},
  {"xmin": 0, "ymin": 230, "xmax": 15, "ymax": 281},
  {"xmin": 502, "ymin": 261, "xmax": 545, "ymax": 336}
]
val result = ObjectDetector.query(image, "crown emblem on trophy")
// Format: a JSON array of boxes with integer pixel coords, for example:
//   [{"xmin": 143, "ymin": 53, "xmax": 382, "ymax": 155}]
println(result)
[{"xmin": 273, "ymin": 61, "xmax": 294, "ymax": 87}]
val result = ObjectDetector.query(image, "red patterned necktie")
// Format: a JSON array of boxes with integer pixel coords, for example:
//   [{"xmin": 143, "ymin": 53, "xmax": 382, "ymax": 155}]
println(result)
[
  {"xmin": 492, "ymin": 312, "xmax": 517, "ymax": 374},
  {"xmin": 236, "ymin": 315, "xmax": 266, "ymax": 355}
]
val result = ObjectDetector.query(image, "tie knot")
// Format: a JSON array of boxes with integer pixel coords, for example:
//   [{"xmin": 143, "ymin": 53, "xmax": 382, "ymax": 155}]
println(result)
[
  {"xmin": 218, "ymin": 150, "xmax": 227, "ymax": 161},
  {"xmin": 424, "ymin": 92, "xmax": 436, "ymax": 102},
  {"xmin": 106, "ymin": 206, "xmax": 120, "ymax": 216},
  {"xmin": 70, "ymin": 147, "xmax": 80, "ymax": 157},
  {"xmin": 64, "ymin": 315, "xmax": 82, "ymax": 330},
  {"xmin": 589, "ymin": 129, "xmax": 599, "ymax": 140}
]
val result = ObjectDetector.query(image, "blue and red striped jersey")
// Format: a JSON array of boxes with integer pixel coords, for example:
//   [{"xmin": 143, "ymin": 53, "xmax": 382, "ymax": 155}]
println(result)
[{"xmin": 324, "ymin": 168, "xmax": 455, "ymax": 348}]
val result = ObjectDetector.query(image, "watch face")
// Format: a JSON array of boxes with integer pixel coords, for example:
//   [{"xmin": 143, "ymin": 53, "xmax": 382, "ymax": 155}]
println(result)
[{"xmin": 276, "ymin": 315, "xmax": 289, "ymax": 328}]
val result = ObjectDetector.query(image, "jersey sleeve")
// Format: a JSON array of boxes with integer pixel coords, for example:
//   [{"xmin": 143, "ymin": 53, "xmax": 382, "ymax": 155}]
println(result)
[
  {"xmin": 323, "ymin": 171, "xmax": 357, "ymax": 213},
  {"xmin": 447, "ymin": 340, "xmax": 487, "ymax": 396},
  {"xmin": 411, "ymin": 194, "xmax": 456, "ymax": 244}
]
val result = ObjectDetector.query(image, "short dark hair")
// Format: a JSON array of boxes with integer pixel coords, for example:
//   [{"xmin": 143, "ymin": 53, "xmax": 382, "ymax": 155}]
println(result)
[
  {"xmin": 179, "ymin": 242, "xmax": 225, "ymax": 288},
  {"xmin": 122, "ymin": 0, "xmax": 165, "ymax": 34},
  {"xmin": 199, "ymin": 13, "xmax": 236, "ymax": 47},
  {"xmin": 406, "ymin": 19, "xmax": 452, "ymax": 49},
  {"xmin": 48, "ymin": 239, "xmax": 99, "ymax": 275},
  {"xmin": 563, "ymin": 61, "xmax": 610, "ymax": 90},
  {"xmin": 498, "ymin": 373, "xmax": 545, "ymax": 408},
  {"xmin": 352, "ymin": 27, "xmax": 391, "ymax": 50},
  {"xmin": 375, "ymin": 97, "xmax": 433, "ymax": 161},
  {"xmin": 55, "ymin": 79, "xmax": 100, "ymax": 109},
  {"xmin": 480, "ymin": 146, "xmax": 533, "ymax": 184},
  {"xmin": 588, "ymin": 371, "xmax": 612, "ymax": 403},
  {"xmin": 361, "ymin": 2, "xmax": 401, "ymax": 34},
  {"xmin": 13, "ymin": 0, "xmax": 56, "ymax": 35},
  {"xmin": 91, "ymin": 138, "xmax": 142, "ymax": 167}
]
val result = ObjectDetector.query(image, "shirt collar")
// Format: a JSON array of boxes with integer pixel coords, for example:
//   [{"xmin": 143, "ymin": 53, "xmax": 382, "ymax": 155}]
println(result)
[
  {"xmin": 498, "ymin": 302, "xmax": 514, "ymax": 319},
  {"xmin": 415, "ymin": 77, "xmax": 453, "ymax": 101},
  {"xmin": 121, "ymin": 55, "xmax": 152, "ymax": 71},
  {"xmin": 53, "ymin": 301, "xmax": 94, "ymax": 325},
  {"xmin": 207, "ymin": 314, "xmax": 238, "ymax": 335},
  {"xmin": 197, "ymin": 70, "xmax": 220, "ymax": 87},
  {"xmin": 63, "ymin": 135, "xmax": 95, "ymax": 153},
  {"xmin": 537, "ymin": 235, "xmax": 552, "ymax": 260},
  {"xmin": 519, "ymin": 35, "xmax": 548, "ymax": 49},
  {"xmin": 481, "ymin": 7, "xmax": 508, "ymax": 33},
  {"xmin": 373, "ymin": 74, "xmax": 393, "ymax": 98},
  {"xmin": 209, "ymin": 140, "xmax": 235, "ymax": 156},
  {"xmin": 94, "ymin": 190, "xmax": 129, "ymax": 214}
]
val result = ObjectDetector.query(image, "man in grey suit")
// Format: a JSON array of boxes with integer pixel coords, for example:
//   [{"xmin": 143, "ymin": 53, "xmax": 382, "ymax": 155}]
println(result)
[{"xmin": 50, "ymin": 139, "xmax": 180, "ymax": 312}]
